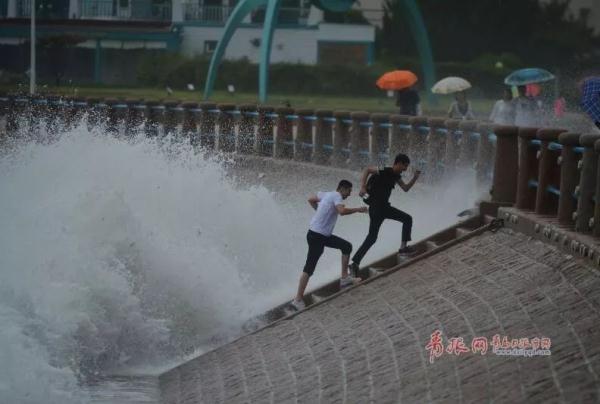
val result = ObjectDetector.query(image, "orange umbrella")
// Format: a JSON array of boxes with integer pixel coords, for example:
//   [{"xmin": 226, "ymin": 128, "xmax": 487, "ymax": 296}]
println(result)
[{"xmin": 376, "ymin": 70, "xmax": 418, "ymax": 90}]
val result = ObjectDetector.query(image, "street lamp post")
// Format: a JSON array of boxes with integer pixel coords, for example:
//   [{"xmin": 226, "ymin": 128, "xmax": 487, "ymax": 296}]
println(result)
[{"xmin": 30, "ymin": 0, "xmax": 36, "ymax": 95}]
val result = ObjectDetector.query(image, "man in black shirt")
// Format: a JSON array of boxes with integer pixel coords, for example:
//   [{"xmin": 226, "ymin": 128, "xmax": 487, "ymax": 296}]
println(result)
[{"xmin": 349, "ymin": 153, "xmax": 420, "ymax": 275}]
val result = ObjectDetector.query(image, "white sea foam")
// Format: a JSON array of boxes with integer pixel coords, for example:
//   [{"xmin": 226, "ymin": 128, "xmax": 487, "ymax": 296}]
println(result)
[{"xmin": 0, "ymin": 122, "xmax": 484, "ymax": 402}]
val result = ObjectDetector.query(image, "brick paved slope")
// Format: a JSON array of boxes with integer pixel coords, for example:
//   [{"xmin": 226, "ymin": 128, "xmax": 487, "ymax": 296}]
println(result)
[{"xmin": 160, "ymin": 228, "xmax": 600, "ymax": 403}]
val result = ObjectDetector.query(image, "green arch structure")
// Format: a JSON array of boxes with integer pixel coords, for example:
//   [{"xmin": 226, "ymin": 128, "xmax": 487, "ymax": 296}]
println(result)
[{"xmin": 203, "ymin": 0, "xmax": 435, "ymax": 103}]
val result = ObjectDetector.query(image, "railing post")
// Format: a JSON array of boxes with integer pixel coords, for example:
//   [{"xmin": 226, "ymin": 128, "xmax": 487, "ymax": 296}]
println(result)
[
  {"xmin": 0, "ymin": 94, "xmax": 10, "ymax": 140},
  {"xmin": 199, "ymin": 102, "xmax": 217, "ymax": 150},
  {"xmin": 370, "ymin": 113, "xmax": 389, "ymax": 166},
  {"xmin": 104, "ymin": 98, "xmax": 120, "ymax": 136},
  {"xmin": 594, "ymin": 139, "xmax": 600, "ymax": 237},
  {"xmin": 457, "ymin": 120, "xmax": 479, "ymax": 171},
  {"xmin": 86, "ymin": 97, "xmax": 105, "ymax": 133},
  {"xmin": 332, "ymin": 111, "xmax": 350, "ymax": 167},
  {"xmin": 46, "ymin": 95, "xmax": 65, "ymax": 138},
  {"xmin": 164, "ymin": 100, "xmax": 182, "ymax": 137},
  {"xmin": 557, "ymin": 132, "xmax": 581, "ymax": 225},
  {"xmin": 217, "ymin": 103, "xmax": 236, "ymax": 152},
  {"xmin": 314, "ymin": 109, "xmax": 333, "ymax": 165},
  {"xmin": 30, "ymin": 96, "xmax": 47, "ymax": 140},
  {"xmin": 389, "ymin": 114, "xmax": 411, "ymax": 159},
  {"xmin": 408, "ymin": 116, "xmax": 429, "ymax": 170},
  {"xmin": 426, "ymin": 118, "xmax": 447, "ymax": 183},
  {"xmin": 576, "ymin": 134, "xmax": 600, "ymax": 232},
  {"xmin": 256, "ymin": 106, "xmax": 275, "ymax": 156},
  {"xmin": 515, "ymin": 127, "xmax": 539, "ymax": 210},
  {"xmin": 145, "ymin": 100, "xmax": 164, "ymax": 138},
  {"xmin": 475, "ymin": 122, "xmax": 494, "ymax": 186},
  {"xmin": 68, "ymin": 97, "xmax": 88, "ymax": 130},
  {"xmin": 238, "ymin": 104, "xmax": 257, "ymax": 154},
  {"xmin": 492, "ymin": 125, "xmax": 519, "ymax": 204},
  {"xmin": 125, "ymin": 98, "xmax": 145, "ymax": 137},
  {"xmin": 275, "ymin": 107, "xmax": 295, "ymax": 159},
  {"xmin": 9, "ymin": 96, "xmax": 28, "ymax": 137},
  {"xmin": 295, "ymin": 108, "xmax": 314, "ymax": 161},
  {"xmin": 349, "ymin": 111, "xmax": 370, "ymax": 169},
  {"xmin": 535, "ymin": 128, "xmax": 567, "ymax": 215},
  {"xmin": 181, "ymin": 102, "xmax": 199, "ymax": 146},
  {"xmin": 443, "ymin": 119, "xmax": 461, "ymax": 173}
]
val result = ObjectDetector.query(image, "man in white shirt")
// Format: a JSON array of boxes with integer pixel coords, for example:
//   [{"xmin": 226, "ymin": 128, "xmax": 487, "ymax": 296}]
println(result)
[
  {"xmin": 291, "ymin": 180, "xmax": 367, "ymax": 311},
  {"xmin": 489, "ymin": 88, "xmax": 515, "ymax": 125}
]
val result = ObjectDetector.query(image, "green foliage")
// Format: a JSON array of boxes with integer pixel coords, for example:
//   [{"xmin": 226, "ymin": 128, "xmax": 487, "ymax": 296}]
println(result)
[
  {"xmin": 380, "ymin": 0, "xmax": 599, "ymax": 70},
  {"xmin": 136, "ymin": 53, "xmax": 385, "ymax": 96},
  {"xmin": 136, "ymin": 50, "xmax": 528, "ymax": 97},
  {"xmin": 323, "ymin": 8, "xmax": 369, "ymax": 24},
  {"xmin": 37, "ymin": 34, "xmax": 86, "ymax": 48}
]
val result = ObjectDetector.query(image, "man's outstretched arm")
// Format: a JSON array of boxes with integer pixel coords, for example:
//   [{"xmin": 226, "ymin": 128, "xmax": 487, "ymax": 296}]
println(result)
[
  {"xmin": 398, "ymin": 170, "xmax": 421, "ymax": 192},
  {"xmin": 307, "ymin": 195, "xmax": 319, "ymax": 210},
  {"xmin": 336, "ymin": 205, "xmax": 368, "ymax": 216}
]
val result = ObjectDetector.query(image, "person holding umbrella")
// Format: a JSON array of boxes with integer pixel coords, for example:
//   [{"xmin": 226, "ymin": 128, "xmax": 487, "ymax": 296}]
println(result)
[
  {"xmin": 376, "ymin": 70, "xmax": 419, "ymax": 115},
  {"xmin": 513, "ymin": 85, "xmax": 541, "ymax": 127},
  {"xmin": 431, "ymin": 77, "xmax": 474, "ymax": 120},
  {"xmin": 580, "ymin": 76, "xmax": 600, "ymax": 131},
  {"xmin": 396, "ymin": 85, "xmax": 420, "ymax": 116},
  {"xmin": 504, "ymin": 68, "xmax": 555, "ymax": 127},
  {"xmin": 447, "ymin": 91, "xmax": 475, "ymax": 120},
  {"xmin": 489, "ymin": 88, "xmax": 515, "ymax": 125}
]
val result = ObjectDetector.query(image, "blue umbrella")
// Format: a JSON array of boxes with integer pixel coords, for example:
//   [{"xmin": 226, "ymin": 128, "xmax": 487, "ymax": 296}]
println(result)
[{"xmin": 504, "ymin": 68, "xmax": 555, "ymax": 86}]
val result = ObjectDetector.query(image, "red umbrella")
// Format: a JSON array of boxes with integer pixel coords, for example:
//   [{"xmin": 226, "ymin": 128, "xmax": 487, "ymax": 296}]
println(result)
[{"xmin": 376, "ymin": 70, "xmax": 418, "ymax": 90}]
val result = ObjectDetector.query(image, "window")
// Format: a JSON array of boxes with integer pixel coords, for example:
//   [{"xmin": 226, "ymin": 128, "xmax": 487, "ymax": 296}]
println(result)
[{"xmin": 204, "ymin": 40, "xmax": 218, "ymax": 54}]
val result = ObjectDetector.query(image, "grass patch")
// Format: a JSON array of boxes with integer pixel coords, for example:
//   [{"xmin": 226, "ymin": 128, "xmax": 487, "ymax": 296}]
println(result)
[{"xmin": 0, "ymin": 84, "xmax": 496, "ymax": 117}]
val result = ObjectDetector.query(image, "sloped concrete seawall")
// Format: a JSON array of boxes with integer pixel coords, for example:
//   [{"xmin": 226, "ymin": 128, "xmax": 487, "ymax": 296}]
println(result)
[{"xmin": 159, "ymin": 227, "xmax": 600, "ymax": 403}]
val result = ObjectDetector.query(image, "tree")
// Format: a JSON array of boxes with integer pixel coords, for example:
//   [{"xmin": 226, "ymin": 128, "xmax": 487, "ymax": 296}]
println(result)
[{"xmin": 380, "ymin": 0, "xmax": 598, "ymax": 69}]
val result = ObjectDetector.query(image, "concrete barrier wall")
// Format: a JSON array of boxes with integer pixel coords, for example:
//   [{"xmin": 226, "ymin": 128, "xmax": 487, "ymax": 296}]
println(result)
[{"xmin": 489, "ymin": 124, "xmax": 600, "ymax": 239}]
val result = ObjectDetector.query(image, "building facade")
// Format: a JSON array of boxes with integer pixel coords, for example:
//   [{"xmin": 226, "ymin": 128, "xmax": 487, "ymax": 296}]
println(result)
[{"xmin": 0, "ymin": 0, "xmax": 375, "ymax": 84}]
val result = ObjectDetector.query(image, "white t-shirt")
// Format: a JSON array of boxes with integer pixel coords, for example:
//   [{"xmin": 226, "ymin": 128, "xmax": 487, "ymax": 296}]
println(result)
[{"xmin": 309, "ymin": 191, "xmax": 344, "ymax": 236}]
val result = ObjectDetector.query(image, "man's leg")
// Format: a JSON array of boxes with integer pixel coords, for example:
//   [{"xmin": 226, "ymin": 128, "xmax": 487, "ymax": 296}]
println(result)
[
  {"xmin": 295, "ymin": 232, "xmax": 324, "ymax": 302},
  {"xmin": 351, "ymin": 208, "xmax": 385, "ymax": 266},
  {"xmin": 341, "ymin": 254, "xmax": 350, "ymax": 278},
  {"xmin": 295, "ymin": 273, "xmax": 310, "ymax": 302},
  {"xmin": 324, "ymin": 234, "xmax": 353, "ymax": 278},
  {"xmin": 384, "ymin": 205, "xmax": 413, "ymax": 249},
  {"xmin": 326, "ymin": 235, "xmax": 360, "ymax": 287}
]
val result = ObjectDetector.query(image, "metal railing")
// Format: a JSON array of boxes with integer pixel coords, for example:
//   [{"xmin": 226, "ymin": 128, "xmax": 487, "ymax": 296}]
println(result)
[
  {"xmin": 183, "ymin": 4, "xmax": 230, "ymax": 22},
  {"xmin": 79, "ymin": 0, "xmax": 171, "ymax": 21},
  {"xmin": 182, "ymin": 3, "xmax": 309, "ymax": 24}
]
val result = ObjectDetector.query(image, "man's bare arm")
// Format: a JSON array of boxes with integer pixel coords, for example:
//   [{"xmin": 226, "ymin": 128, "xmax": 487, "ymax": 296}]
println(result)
[
  {"xmin": 336, "ymin": 205, "xmax": 368, "ymax": 216},
  {"xmin": 307, "ymin": 195, "xmax": 319, "ymax": 210},
  {"xmin": 398, "ymin": 170, "xmax": 421, "ymax": 192}
]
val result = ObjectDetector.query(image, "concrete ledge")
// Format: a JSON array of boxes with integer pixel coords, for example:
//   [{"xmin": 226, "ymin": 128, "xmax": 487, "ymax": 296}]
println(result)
[{"xmin": 499, "ymin": 206, "xmax": 600, "ymax": 267}]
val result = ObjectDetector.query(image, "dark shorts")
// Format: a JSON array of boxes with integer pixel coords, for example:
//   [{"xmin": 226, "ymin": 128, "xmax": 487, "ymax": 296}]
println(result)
[{"xmin": 303, "ymin": 230, "xmax": 352, "ymax": 276}]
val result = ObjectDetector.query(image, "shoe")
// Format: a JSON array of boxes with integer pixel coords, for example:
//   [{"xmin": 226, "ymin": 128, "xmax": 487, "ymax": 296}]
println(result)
[
  {"xmin": 398, "ymin": 245, "xmax": 417, "ymax": 255},
  {"xmin": 348, "ymin": 262, "xmax": 360, "ymax": 278},
  {"xmin": 340, "ymin": 276, "xmax": 361, "ymax": 289},
  {"xmin": 290, "ymin": 299, "xmax": 305, "ymax": 311}
]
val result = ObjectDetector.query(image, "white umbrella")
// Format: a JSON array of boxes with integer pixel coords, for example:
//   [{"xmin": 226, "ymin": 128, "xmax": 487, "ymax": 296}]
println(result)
[{"xmin": 431, "ymin": 77, "xmax": 472, "ymax": 94}]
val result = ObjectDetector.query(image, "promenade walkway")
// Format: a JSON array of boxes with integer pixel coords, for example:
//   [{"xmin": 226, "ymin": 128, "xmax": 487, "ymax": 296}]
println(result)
[{"xmin": 159, "ymin": 226, "xmax": 600, "ymax": 403}]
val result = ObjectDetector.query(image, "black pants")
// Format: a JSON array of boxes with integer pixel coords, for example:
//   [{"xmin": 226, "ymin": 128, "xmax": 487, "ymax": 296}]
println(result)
[
  {"xmin": 352, "ymin": 204, "xmax": 412, "ymax": 265},
  {"xmin": 303, "ymin": 230, "xmax": 352, "ymax": 276}
]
